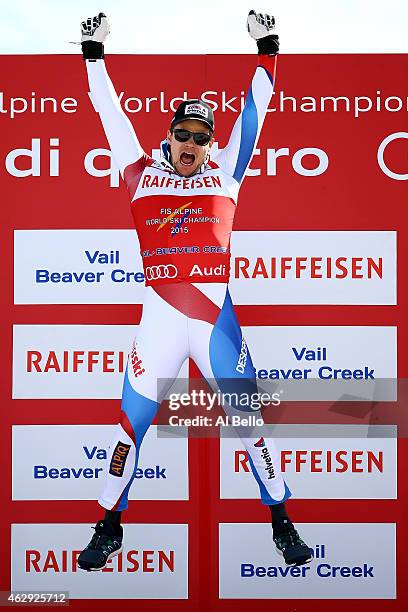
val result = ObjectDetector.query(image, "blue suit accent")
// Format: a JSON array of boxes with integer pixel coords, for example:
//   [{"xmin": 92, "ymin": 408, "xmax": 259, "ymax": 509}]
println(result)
[
  {"xmin": 121, "ymin": 367, "xmax": 159, "ymax": 446},
  {"xmin": 116, "ymin": 367, "xmax": 159, "ymax": 510},
  {"xmin": 209, "ymin": 288, "xmax": 291, "ymax": 505},
  {"xmin": 233, "ymin": 86, "xmax": 259, "ymax": 184},
  {"xmin": 209, "ymin": 289, "xmax": 258, "ymax": 410}
]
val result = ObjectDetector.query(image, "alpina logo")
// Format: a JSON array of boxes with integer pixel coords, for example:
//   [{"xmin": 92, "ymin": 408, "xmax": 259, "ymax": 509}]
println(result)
[
  {"xmin": 131, "ymin": 342, "xmax": 145, "ymax": 377},
  {"xmin": 254, "ymin": 437, "xmax": 265, "ymax": 448}
]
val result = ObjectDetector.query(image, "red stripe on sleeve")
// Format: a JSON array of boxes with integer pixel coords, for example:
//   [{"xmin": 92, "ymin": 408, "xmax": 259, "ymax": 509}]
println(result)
[{"xmin": 258, "ymin": 54, "xmax": 277, "ymax": 81}]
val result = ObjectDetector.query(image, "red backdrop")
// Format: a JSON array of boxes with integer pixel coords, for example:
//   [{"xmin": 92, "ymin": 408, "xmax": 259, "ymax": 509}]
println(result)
[{"xmin": 1, "ymin": 53, "xmax": 407, "ymax": 610}]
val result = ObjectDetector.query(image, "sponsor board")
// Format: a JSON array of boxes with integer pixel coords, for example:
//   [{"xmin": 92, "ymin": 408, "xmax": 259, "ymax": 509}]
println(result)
[
  {"xmin": 243, "ymin": 325, "xmax": 396, "ymax": 400},
  {"xmin": 14, "ymin": 230, "xmax": 396, "ymax": 305},
  {"xmin": 12, "ymin": 425, "xmax": 188, "ymax": 501},
  {"xmin": 219, "ymin": 522, "xmax": 396, "ymax": 599},
  {"xmin": 11, "ymin": 523, "xmax": 188, "ymax": 599},
  {"xmin": 220, "ymin": 426, "xmax": 397, "ymax": 500},
  {"xmin": 14, "ymin": 230, "xmax": 145, "ymax": 305},
  {"xmin": 229, "ymin": 231, "xmax": 396, "ymax": 305},
  {"xmin": 12, "ymin": 325, "xmax": 188, "ymax": 399}
]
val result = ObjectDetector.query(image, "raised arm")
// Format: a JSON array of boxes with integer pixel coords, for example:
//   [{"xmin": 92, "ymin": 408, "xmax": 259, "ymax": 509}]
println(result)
[
  {"xmin": 81, "ymin": 13, "xmax": 145, "ymax": 178},
  {"xmin": 214, "ymin": 11, "xmax": 279, "ymax": 185}
]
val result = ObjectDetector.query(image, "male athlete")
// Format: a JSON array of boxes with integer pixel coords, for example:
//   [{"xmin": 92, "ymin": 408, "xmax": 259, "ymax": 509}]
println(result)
[{"xmin": 77, "ymin": 11, "xmax": 314, "ymax": 571}]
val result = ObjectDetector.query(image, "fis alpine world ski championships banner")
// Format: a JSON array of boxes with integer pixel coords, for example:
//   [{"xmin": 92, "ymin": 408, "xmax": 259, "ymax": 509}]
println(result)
[{"xmin": 1, "ymin": 54, "xmax": 407, "ymax": 610}]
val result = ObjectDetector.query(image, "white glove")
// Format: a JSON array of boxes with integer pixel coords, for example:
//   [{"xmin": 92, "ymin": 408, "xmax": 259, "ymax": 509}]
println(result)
[
  {"xmin": 81, "ymin": 12, "xmax": 110, "ymax": 43},
  {"xmin": 247, "ymin": 10, "xmax": 276, "ymax": 40}
]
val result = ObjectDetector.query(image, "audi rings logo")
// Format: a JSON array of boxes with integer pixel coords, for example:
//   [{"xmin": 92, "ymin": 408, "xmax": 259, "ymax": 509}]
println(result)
[{"xmin": 144, "ymin": 265, "xmax": 178, "ymax": 281}]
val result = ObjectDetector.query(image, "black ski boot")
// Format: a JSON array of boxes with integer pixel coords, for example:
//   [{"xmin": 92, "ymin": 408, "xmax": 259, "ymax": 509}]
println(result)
[
  {"xmin": 273, "ymin": 518, "xmax": 313, "ymax": 566},
  {"xmin": 78, "ymin": 520, "xmax": 123, "ymax": 571}
]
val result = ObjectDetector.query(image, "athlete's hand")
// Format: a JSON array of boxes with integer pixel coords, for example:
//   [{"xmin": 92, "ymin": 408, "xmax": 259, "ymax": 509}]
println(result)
[
  {"xmin": 247, "ymin": 10, "xmax": 275, "ymax": 39},
  {"xmin": 80, "ymin": 12, "xmax": 109, "ymax": 60},
  {"xmin": 247, "ymin": 10, "xmax": 279, "ymax": 55},
  {"xmin": 81, "ymin": 12, "xmax": 110, "ymax": 43}
]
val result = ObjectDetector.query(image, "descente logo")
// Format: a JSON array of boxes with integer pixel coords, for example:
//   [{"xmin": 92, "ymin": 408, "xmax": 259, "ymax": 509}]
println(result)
[{"xmin": 236, "ymin": 338, "xmax": 248, "ymax": 374}]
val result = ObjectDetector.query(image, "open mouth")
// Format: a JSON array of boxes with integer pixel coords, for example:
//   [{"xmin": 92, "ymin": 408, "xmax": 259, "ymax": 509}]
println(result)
[{"xmin": 180, "ymin": 152, "xmax": 196, "ymax": 167}]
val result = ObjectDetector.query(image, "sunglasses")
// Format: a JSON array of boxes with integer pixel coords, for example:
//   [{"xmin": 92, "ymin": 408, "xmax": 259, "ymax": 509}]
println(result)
[{"xmin": 172, "ymin": 128, "xmax": 212, "ymax": 146}]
